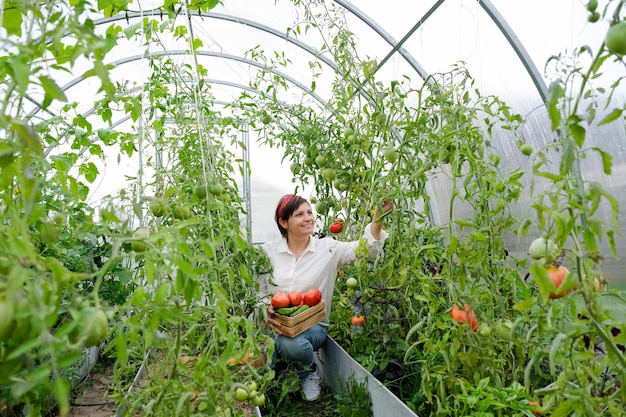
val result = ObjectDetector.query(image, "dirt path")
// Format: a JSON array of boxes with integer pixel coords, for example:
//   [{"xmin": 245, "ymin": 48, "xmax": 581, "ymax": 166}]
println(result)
[{"xmin": 69, "ymin": 367, "xmax": 118, "ymax": 417}]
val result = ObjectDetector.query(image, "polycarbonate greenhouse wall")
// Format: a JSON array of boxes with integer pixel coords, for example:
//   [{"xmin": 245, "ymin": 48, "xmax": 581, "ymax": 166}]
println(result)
[{"xmin": 2, "ymin": 0, "xmax": 626, "ymax": 415}]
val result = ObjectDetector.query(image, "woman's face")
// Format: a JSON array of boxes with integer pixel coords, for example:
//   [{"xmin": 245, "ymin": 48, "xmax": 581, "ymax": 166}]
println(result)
[{"xmin": 280, "ymin": 202, "xmax": 314, "ymax": 237}]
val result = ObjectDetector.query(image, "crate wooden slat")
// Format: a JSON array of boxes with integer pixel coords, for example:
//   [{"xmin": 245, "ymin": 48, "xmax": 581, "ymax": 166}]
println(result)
[{"xmin": 274, "ymin": 300, "xmax": 326, "ymax": 337}]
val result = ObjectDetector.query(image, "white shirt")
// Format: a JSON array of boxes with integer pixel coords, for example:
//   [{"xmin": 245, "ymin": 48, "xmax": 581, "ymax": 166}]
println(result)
[{"xmin": 258, "ymin": 223, "xmax": 389, "ymax": 326}]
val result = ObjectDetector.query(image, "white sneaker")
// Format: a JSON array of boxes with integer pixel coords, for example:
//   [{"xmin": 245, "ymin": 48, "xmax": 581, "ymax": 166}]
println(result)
[{"xmin": 301, "ymin": 367, "xmax": 321, "ymax": 401}]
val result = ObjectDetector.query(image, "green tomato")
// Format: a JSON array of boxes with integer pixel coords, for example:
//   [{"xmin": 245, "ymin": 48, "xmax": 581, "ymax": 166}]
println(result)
[
  {"xmin": 290, "ymin": 163, "xmax": 302, "ymax": 175},
  {"xmin": 321, "ymin": 168, "xmax": 336, "ymax": 181},
  {"xmin": 208, "ymin": 183, "xmax": 225, "ymax": 196},
  {"xmin": 494, "ymin": 321, "xmax": 513, "ymax": 342},
  {"xmin": 149, "ymin": 201, "xmax": 166, "ymax": 217},
  {"xmin": 346, "ymin": 277, "xmax": 358, "ymax": 289},
  {"xmin": 605, "ymin": 21, "xmax": 626, "ymax": 55},
  {"xmin": 193, "ymin": 185, "xmax": 207, "ymax": 199},
  {"xmin": 247, "ymin": 381, "xmax": 258, "ymax": 392},
  {"xmin": 528, "ymin": 237, "xmax": 557, "ymax": 261},
  {"xmin": 173, "ymin": 206, "xmax": 191, "ymax": 219},
  {"xmin": 315, "ymin": 155, "xmax": 327, "ymax": 167},
  {"xmin": 382, "ymin": 146, "xmax": 399, "ymax": 163},
  {"xmin": 519, "ymin": 143, "xmax": 533, "ymax": 156},
  {"xmin": 131, "ymin": 228, "xmax": 149, "ymax": 252},
  {"xmin": 84, "ymin": 308, "xmax": 109, "ymax": 347},
  {"xmin": 53, "ymin": 213, "xmax": 66, "ymax": 226},
  {"xmin": 251, "ymin": 393, "xmax": 266, "ymax": 407},
  {"xmin": 234, "ymin": 388, "xmax": 249, "ymax": 402},
  {"xmin": 261, "ymin": 113, "xmax": 273, "ymax": 124},
  {"xmin": 478, "ymin": 323, "xmax": 492, "ymax": 337},
  {"xmin": 333, "ymin": 179, "xmax": 348, "ymax": 192},
  {"xmin": 315, "ymin": 200, "xmax": 329, "ymax": 215}
]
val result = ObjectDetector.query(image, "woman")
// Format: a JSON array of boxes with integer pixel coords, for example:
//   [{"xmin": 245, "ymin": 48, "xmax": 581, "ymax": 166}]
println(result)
[{"xmin": 257, "ymin": 193, "xmax": 392, "ymax": 401}]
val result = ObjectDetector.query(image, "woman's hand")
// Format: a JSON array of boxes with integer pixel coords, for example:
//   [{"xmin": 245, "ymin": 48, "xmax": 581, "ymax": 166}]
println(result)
[
  {"xmin": 371, "ymin": 199, "xmax": 393, "ymax": 239},
  {"xmin": 378, "ymin": 199, "xmax": 394, "ymax": 217},
  {"xmin": 266, "ymin": 306, "xmax": 283, "ymax": 334}
]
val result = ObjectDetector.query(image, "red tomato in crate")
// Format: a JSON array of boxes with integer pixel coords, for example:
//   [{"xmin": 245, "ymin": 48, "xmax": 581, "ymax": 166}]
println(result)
[
  {"xmin": 271, "ymin": 291, "xmax": 290, "ymax": 309},
  {"xmin": 302, "ymin": 288, "xmax": 322, "ymax": 306},
  {"xmin": 288, "ymin": 290, "xmax": 302, "ymax": 306}
]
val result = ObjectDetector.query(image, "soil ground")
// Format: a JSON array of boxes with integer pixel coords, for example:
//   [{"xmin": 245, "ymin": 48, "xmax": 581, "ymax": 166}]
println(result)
[{"xmin": 68, "ymin": 364, "xmax": 118, "ymax": 417}]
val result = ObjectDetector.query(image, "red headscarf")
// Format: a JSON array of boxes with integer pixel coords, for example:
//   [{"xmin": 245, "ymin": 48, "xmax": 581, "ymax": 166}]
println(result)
[{"xmin": 277, "ymin": 194, "xmax": 295, "ymax": 219}]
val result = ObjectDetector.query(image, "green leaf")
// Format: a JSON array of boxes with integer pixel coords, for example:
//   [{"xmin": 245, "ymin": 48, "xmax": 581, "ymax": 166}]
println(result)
[
  {"xmin": 192, "ymin": 38, "xmax": 203, "ymax": 50},
  {"xmin": 11, "ymin": 363, "xmax": 52, "ymax": 398},
  {"xmin": 446, "ymin": 235, "xmax": 458, "ymax": 256},
  {"xmin": 7, "ymin": 337, "xmax": 41, "ymax": 361},
  {"xmin": 513, "ymin": 297, "xmax": 535, "ymax": 312},
  {"xmin": 12, "ymin": 119, "xmax": 43, "ymax": 156},
  {"xmin": 567, "ymin": 120, "xmax": 585, "ymax": 147},
  {"xmin": 115, "ymin": 332, "xmax": 128, "ymax": 366},
  {"xmin": 100, "ymin": 208, "xmax": 121, "ymax": 223},
  {"xmin": 559, "ymin": 135, "xmax": 576, "ymax": 176},
  {"xmin": 586, "ymin": 181, "xmax": 602, "ymax": 216},
  {"xmin": 198, "ymin": 0, "xmax": 220, "ymax": 11},
  {"xmin": 123, "ymin": 22, "xmax": 142, "ymax": 39},
  {"xmin": 9, "ymin": 55, "xmax": 29, "ymax": 95},
  {"xmin": 547, "ymin": 80, "xmax": 564, "ymax": 131},
  {"xmin": 516, "ymin": 217, "xmax": 532, "ymax": 239},
  {"xmin": 79, "ymin": 161, "xmax": 99, "ymax": 183},
  {"xmin": 598, "ymin": 108, "xmax": 622, "ymax": 126},
  {"xmin": 592, "ymin": 147, "xmax": 612, "ymax": 175},
  {"xmin": 39, "ymin": 75, "xmax": 68, "ymax": 109},
  {"xmin": 3, "ymin": 6, "xmax": 23, "ymax": 37},
  {"xmin": 607, "ymin": 229, "xmax": 617, "ymax": 257},
  {"xmin": 535, "ymin": 170, "xmax": 562, "ymax": 181},
  {"xmin": 529, "ymin": 260, "xmax": 555, "ymax": 302},
  {"xmin": 454, "ymin": 219, "xmax": 477, "ymax": 228},
  {"xmin": 551, "ymin": 399, "xmax": 576, "ymax": 417},
  {"xmin": 583, "ymin": 228, "xmax": 598, "ymax": 252},
  {"xmin": 551, "ymin": 211, "xmax": 568, "ymax": 244},
  {"xmin": 549, "ymin": 333, "xmax": 567, "ymax": 375},
  {"xmin": 52, "ymin": 378, "xmax": 70, "ymax": 417},
  {"xmin": 175, "ymin": 392, "xmax": 196, "ymax": 417},
  {"xmin": 468, "ymin": 231, "xmax": 488, "ymax": 242}
]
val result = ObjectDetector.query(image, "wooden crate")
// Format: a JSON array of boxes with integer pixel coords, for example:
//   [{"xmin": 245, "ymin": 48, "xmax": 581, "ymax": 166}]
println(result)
[{"xmin": 273, "ymin": 300, "xmax": 326, "ymax": 338}]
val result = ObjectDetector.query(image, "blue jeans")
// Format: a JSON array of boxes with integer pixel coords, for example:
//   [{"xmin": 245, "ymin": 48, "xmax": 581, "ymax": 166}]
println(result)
[{"xmin": 272, "ymin": 324, "xmax": 328, "ymax": 379}]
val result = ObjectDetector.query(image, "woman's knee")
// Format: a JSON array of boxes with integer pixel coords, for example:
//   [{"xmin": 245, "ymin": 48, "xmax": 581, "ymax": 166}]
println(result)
[{"xmin": 276, "ymin": 334, "xmax": 312, "ymax": 359}]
